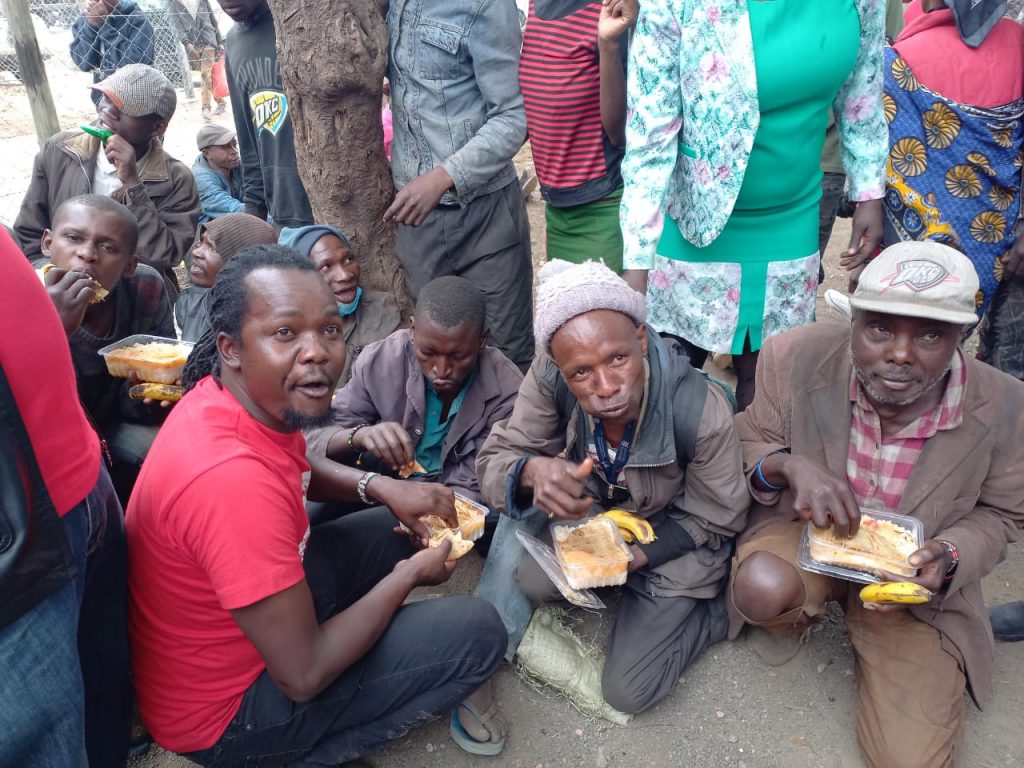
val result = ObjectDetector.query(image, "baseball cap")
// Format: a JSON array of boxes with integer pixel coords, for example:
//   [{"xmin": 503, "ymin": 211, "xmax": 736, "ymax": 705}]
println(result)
[
  {"xmin": 848, "ymin": 241, "xmax": 980, "ymax": 325},
  {"xmin": 91, "ymin": 64, "xmax": 177, "ymax": 121},
  {"xmin": 197, "ymin": 124, "xmax": 236, "ymax": 150}
]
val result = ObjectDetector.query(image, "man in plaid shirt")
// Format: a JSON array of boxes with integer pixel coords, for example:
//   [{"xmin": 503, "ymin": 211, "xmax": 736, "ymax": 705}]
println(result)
[{"xmin": 726, "ymin": 241, "xmax": 1024, "ymax": 768}]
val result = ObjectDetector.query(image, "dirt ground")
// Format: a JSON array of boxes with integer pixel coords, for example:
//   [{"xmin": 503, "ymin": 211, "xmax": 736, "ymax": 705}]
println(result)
[{"xmin": 2, "ymin": 50, "xmax": 1021, "ymax": 768}]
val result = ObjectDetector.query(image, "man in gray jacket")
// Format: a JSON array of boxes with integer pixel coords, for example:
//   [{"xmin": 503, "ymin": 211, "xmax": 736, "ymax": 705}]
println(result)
[
  {"xmin": 385, "ymin": 0, "xmax": 533, "ymax": 369},
  {"xmin": 476, "ymin": 261, "xmax": 749, "ymax": 714},
  {"xmin": 306, "ymin": 277, "xmax": 523, "ymax": 544}
]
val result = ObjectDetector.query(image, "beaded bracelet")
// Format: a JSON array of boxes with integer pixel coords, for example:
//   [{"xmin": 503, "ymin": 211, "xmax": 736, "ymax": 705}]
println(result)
[{"xmin": 936, "ymin": 539, "xmax": 960, "ymax": 582}]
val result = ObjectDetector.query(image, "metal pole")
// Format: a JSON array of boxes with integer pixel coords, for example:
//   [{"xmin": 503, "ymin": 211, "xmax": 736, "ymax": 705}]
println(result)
[{"xmin": 0, "ymin": 0, "xmax": 60, "ymax": 146}]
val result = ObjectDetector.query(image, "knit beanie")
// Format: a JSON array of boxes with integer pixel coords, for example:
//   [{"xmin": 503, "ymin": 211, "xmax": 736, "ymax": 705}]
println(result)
[
  {"xmin": 203, "ymin": 213, "xmax": 276, "ymax": 262},
  {"xmin": 533, "ymin": 260, "xmax": 647, "ymax": 352},
  {"xmin": 277, "ymin": 224, "xmax": 350, "ymax": 258}
]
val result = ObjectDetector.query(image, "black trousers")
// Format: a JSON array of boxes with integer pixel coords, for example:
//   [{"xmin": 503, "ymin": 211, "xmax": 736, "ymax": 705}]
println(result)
[{"xmin": 185, "ymin": 507, "xmax": 506, "ymax": 767}]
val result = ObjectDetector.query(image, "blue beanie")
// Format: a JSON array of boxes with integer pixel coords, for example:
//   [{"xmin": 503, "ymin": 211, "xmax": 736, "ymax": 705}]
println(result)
[{"xmin": 278, "ymin": 224, "xmax": 350, "ymax": 258}]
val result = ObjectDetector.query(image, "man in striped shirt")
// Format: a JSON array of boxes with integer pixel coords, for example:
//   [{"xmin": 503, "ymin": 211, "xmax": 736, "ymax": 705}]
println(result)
[{"xmin": 729, "ymin": 241, "xmax": 1024, "ymax": 768}]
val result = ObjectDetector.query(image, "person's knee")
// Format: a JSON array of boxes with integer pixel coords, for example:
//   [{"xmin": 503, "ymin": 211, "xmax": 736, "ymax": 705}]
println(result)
[
  {"xmin": 600, "ymin": 667, "xmax": 658, "ymax": 715},
  {"xmin": 858, "ymin": 730, "xmax": 959, "ymax": 768},
  {"xmin": 514, "ymin": 556, "xmax": 560, "ymax": 605},
  {"xmin": 731, "ymin": 550, "xmax": 805, "ymax": 624},
  {"xmin": 444, "ymin": 597, "xmax": 507, "ymax": 677}
]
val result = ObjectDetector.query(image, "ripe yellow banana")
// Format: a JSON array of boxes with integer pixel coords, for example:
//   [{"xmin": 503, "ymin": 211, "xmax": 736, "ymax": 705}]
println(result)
[
  {"xmin": 129, "ymin": 383, "xmax": 184, "ymax": 402},
  {"xmin": 859, "ymin": 581, "xmax": 933, "ymax": 605},
  {"xmin": 601, "ymin": 508, "xmax": 656, "ymax": 545}
]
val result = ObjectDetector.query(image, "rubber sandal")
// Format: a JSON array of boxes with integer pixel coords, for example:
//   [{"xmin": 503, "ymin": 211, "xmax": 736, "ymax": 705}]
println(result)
[{"xmin": 449, "ymin": 700, "xmax": 506, "ymax": 756}]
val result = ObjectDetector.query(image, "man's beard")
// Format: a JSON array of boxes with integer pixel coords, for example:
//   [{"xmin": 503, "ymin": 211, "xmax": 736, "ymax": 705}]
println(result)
[
  {"xmin": 282, "ymin": 405, "xmax": 335, "ymax": 431},
  {"xmin": 851, "ymin": 354, "xmax": 953, "ymax": 407}
]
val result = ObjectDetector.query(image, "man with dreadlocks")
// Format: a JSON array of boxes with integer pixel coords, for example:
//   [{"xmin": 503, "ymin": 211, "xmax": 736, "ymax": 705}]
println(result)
[{"xmin": 126, "ymin": 246, "xmax": 507, "ymax": 765}]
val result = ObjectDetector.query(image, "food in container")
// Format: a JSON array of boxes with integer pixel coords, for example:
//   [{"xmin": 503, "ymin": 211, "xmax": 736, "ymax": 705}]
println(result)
[
  {"xmin": 413, "ymin": 492, "xmax": 487, "ymax": 543},
  {"xmin": 798, "ymin": 509, "xmax": 924, "ymax": 584},
  {"xmin": 97, "ymin": 334, "xmax": 194, "ymax": 384},
  {"xmin": 552, "ymin": 517, "xmax": 633, "ymax": 590}
]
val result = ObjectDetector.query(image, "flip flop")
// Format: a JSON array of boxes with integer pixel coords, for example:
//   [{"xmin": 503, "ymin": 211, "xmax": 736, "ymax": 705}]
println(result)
[{"xmin": 449, "ymin": 699, "xmax": 506, "ymax": 756}]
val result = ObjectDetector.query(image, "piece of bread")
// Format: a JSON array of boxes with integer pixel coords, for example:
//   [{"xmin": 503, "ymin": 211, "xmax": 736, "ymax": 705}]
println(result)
[
  {"xmin": 808, "ymin": 514, "xmax": 918, "ymax": 577},
  {"xmin": 398, "ymin": 460, "xmax": 427, "ymax": 478},
  {"xmin": 428, "ymin": 527, "xmax": 474, "ymax": 560},
  {"xmin": 103, "ymin": 342, "xmax": 190, "ymax": 384},
  {"xmin": 39, "ymin": 263, "xmax": 109, "ymax": 303},
  {"xmin": 554, "ymin": 518, "xmax": 630, "ymax": 589},
  {"xmin": 420, "ymin": 497, "xmax": 485, "ymax": 542}
]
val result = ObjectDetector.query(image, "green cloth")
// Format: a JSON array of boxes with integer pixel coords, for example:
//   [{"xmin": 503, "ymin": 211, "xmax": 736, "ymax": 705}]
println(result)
[
  {"xmin": 659, "ymin": 0, "xmax": 859, "ymax": 350},
  {"xmin": 821, "ymin": 0, "xmax": 906, "ymax": 173},
  {"xmin": 545, "ymin": 188, "xmax": 624, "ymax": 273},
  {"xmin": 414, "ymin": 378, "xmax": 470, "ymax": 475}
]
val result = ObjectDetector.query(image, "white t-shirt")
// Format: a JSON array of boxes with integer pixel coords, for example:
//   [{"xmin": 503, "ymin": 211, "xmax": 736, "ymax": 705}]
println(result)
[{"xmin": 92, "ymin": 148, "xmax": 121, "ymax": 197}]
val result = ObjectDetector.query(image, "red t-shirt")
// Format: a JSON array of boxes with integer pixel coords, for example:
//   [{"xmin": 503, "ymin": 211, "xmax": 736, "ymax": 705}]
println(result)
[
  {"xmin": 0, "ymin": 228, "xmax": 99, "ymax": 515},
  {"xmin": 126, "ymin": 376, "xmax": 311, "ymax": 752}
]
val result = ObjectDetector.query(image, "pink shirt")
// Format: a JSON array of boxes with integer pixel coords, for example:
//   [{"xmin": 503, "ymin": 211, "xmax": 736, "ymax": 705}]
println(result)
[{"xmin": 894, "ymin": 2, "xmax": 1024, "ymax": 108}]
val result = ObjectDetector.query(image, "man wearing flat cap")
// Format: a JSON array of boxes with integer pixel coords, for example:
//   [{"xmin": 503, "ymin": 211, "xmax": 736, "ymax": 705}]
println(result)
[
  {"xmin": 476, "ymin": 260, "xmax": 749, "ymax": 715},
  {"xmin": 15, "ymin": 64, "xmax": 200, "ymax": 298},
  {"xmin": 192, "ymin": 124, "xmax": 244, "ymax": 225},
  {"xmin": 730, "ymin": 241, "xmax": 1024, "ymax": 767}
]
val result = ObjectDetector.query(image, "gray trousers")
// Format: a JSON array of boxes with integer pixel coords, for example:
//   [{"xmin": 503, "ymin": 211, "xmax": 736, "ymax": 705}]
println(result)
[
  {"xmin": 514, "ymin": 530, "xmax": 728, "ymax": 715},
  {"xmin": 396, "ymin": 182, "xmax": 535, "ymax": 369}
]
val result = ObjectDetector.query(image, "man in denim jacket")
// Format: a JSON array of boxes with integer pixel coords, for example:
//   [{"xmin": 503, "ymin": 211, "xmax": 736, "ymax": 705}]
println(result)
[
  {"xmin": 70, "ymin": 0, "xmax": 155, "ymax": 101},
  {"xmin": 385, "ymin": 0, "xmax": 534, "ymax": 370}
]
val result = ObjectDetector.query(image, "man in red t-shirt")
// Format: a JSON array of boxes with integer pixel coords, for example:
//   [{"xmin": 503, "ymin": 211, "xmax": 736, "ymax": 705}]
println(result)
[
  {"xmin": 0, "ymin": 228, "xmax": 128, "ymax": 767},
  {"xmin": 127, "ymin": 245, "xmax": 508, "ymax": 765}
]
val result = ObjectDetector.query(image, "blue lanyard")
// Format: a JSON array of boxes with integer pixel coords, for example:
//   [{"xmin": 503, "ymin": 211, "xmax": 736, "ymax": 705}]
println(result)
[{"xmin": 593, "ymin": 419, "xmax": 635, "ymax": 490}]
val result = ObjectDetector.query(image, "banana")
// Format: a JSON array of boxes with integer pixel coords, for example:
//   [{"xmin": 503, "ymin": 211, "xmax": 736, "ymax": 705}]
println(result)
[
  {"xmin": 129, "ymin": 383, "xmax": 184, "ymax": 402},
  {"xmin": 859, "ymin": 581, "xmax": 933, "ymax": 605},
  {"xmin": 601, "ymin": 508, "xmax": 656, "ymax": 545}
]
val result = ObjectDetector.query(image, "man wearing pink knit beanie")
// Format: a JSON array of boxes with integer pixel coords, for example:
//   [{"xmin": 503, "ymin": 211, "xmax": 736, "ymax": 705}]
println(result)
[{"xmin": 476, "ymin": 260, "xmax": 749, "ymax": 714}]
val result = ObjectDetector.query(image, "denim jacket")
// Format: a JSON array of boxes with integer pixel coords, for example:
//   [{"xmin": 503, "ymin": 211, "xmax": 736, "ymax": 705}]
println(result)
[
  {"xmin": 387, "ymin": 0, "xmax": 527, "ymax": 205},
  {"xmin": 69, "ymin": 1, "xmax": 155, "ymax": 84}
]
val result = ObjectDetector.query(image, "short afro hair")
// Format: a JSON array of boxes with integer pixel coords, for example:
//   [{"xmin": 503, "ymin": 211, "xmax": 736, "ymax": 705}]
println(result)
[
  {"xmin": 414, "ymin": 276, "xmax": 486, "ymax": 334},
  {"xmin": 53, "ymin": 194, "xmax": 140, "ymax": 254}
]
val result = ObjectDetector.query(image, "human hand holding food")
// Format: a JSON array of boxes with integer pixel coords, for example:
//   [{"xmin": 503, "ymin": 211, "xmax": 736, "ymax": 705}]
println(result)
[
  {"xmin": 126, "ymin": 371, "xmax": 181, "ymax": 408},
  {"xmin": 395, "ymin": 538, "xmax": 458, "ymax": 586},
  {"xmin": 862, "ymin": 540, "xmax": 951, "ymax": 613},
  {"xmin": 351, "ymin": 422, "xmax": 415, "ymax": 472},
  {"xmin": 780, "ymin": 454, "xmax": 861, "ymax": 538},
  {"xmin": 521, "ymin": 456, "xmax": 594, "ymax": 520},
  {"xmin": 598, "ymin": 0, "xmax": 638, "ymax": 42},
  {"xmin": 372, "ymin": 477, "xmax": 458, "ymax": 544},
  {"xmin": 44, "ymin": 265, "xmax": 96, "ymax": 336},
  {"xmin": 104, "ymin": 134, "xmax": 142, "ymax": 188}
]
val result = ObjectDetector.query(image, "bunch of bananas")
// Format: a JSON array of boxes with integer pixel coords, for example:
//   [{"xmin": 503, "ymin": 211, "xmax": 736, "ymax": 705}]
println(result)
[
  {"xmin": 600, "ymin": 508, "xmax": 656, "ymax": 545},
  {"xmin": 858, "ymin": 581, "xmax": 933, "ymax": 605}
]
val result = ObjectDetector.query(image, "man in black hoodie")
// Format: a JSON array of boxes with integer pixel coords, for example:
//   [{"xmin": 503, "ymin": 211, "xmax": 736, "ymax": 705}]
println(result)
[{"xmin": 218, "ymin": 0, "xmax": 314, "ymax": 228}]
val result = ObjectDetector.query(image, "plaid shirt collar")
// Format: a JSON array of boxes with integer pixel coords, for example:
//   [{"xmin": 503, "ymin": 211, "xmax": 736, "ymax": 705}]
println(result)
[{"xmin": 849, "ymin": 348, "xmax": 967, "ymax": 439}]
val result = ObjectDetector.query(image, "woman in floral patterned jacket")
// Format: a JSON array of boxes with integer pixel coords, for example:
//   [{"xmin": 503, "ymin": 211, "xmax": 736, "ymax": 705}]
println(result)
[{"xmin": 620, "ymin": 0, "xmax": 889, "ymax": 410}]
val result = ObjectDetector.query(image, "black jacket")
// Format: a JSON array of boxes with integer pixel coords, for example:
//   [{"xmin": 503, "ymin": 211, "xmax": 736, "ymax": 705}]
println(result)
[{"xmin": 0, "ymin": 365, "xmax": 77, "ymax": 631}]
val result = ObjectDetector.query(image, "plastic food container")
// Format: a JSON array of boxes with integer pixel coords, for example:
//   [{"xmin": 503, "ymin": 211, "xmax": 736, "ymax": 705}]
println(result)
[
  {"xmin": 402, "ymin": 492, "xmax": 488, "ymax": 542},
  {"xmin": 552, "ymin": 517, "xmax": 633, "ymax": 590},
  {"xmin": 97, "ymin": 334, "xmax": 194, "ymax": 385},
  {"xmin": 797, "ymin": 508, "xmax": 924, "ymax": 585}
]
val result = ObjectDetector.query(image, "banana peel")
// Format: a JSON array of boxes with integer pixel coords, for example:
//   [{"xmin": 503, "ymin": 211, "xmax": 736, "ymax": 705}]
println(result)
[
  {"xmin": 600, "ymin": 508, "xmax": 656, "ymax": 545},
  {"xmin": 859, "ymin": 581, "xmax": 933, "ymax": 605}
]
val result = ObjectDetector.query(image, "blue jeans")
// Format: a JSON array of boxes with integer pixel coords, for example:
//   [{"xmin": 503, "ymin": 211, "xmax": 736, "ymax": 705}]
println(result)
[
  {"xmin": 185, "ymin": 507, "xmax": 506, "ymax": 767},
  {"xmin": 0, "ymin": 466, "xmax": 114, "ymax": 768}
]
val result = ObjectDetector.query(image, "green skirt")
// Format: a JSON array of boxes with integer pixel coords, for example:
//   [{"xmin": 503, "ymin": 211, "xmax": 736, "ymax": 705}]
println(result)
[{"xmin": 545, "ymin": 189, "xmax": 623, "ymax": 274}]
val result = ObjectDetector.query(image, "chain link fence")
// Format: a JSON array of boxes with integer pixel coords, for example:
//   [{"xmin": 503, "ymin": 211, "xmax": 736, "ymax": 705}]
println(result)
[{"xmin": 0, "ymin": 2, "xmax": 235, "ymax": 225}]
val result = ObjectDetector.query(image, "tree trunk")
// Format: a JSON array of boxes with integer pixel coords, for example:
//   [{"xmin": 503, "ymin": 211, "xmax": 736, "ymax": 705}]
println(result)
[{"xmin": 266, "ymin": 0, "xmax": 410, "ymax": 319}]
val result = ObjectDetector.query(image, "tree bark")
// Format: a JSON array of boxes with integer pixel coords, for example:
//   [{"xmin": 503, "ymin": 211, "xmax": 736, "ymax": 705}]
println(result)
[{"xmin": 265, "ymin": 0, "xmax": 410, "ymax": 319}]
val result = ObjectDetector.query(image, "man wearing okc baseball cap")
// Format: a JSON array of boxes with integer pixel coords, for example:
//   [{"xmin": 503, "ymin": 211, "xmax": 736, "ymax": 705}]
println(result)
[
  {"xmin": 729, "ymin": 240, "xmax": 1024, "ymax": 767},
  {"xmin": 14, "ymin": 63, "xmax": 199, "ymax": 299}
]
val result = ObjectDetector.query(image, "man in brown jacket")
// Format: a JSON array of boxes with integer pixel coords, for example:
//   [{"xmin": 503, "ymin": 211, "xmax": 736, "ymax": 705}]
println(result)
[
  {"xmin": 730, "ymin": 241, "xmax": 1024, "ymax": 768},
  {"xmin": 15, "ymin": 64, "xmax": 200, "ymax": 298},
  {"xmin": 476, "ymin": 261, "xmax": 749, "ymax": 715}
]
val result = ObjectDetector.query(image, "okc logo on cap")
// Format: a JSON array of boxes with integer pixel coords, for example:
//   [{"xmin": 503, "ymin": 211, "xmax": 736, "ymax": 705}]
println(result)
[{"xmin": 879, "ymin": 259, "xmax": 961, "ymax": 293}]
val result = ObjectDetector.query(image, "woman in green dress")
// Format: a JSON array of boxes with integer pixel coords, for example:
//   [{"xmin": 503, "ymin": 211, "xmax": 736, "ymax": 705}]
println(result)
[{"xmin": 620, "ymin": 0, "xmax": 888, "ymax": 410}]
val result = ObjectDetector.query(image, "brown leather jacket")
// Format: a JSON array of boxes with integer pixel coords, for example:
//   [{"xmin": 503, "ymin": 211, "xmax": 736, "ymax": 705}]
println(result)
[
  {"xmin": 736, "ymin": 321, "xmax": 1024, "ymax": 707},
  {"xmin": 14, "ymin": 130, "xmax": 200, "ymax": 297}
]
